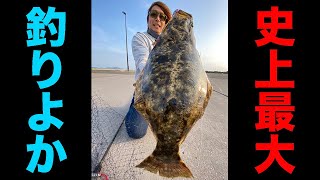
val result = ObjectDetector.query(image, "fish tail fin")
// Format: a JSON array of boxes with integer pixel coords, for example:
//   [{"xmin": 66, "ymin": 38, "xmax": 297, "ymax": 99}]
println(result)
[{"xmin": 136, "ymin": 155, "xmax": 193, "ymax": 178}]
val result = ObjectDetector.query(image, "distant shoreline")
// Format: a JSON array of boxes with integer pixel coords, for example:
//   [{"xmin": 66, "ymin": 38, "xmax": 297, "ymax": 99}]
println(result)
[
  {"xmin": 92, "ymin": 68, "xmax": 228, "ymax": 74},
  {"xmin": 92, "ymin": 68, "xmax": 135, "ymax": 74}
]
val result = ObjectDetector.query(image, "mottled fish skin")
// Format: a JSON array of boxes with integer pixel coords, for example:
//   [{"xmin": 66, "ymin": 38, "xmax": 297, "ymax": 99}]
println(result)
[{"xmin": 134, "ymin": 9, "xmax": 213, "ymax": 178}]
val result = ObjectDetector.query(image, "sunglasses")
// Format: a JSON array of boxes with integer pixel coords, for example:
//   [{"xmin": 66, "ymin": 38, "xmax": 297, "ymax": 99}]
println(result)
[{"xmin": 149, "ymin": 10, "xmax": 167, "ymax": 22}]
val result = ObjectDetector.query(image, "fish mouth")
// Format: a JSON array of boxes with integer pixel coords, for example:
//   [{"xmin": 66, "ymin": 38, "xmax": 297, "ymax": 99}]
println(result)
[{"xmin": 174, "ymin": 9, "xmax": 192, "ymax": 19}]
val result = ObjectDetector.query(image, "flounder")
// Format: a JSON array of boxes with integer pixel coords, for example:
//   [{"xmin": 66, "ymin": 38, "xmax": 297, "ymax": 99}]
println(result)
[{"xmin": 134, "ymin": 9, "xmax": 213, "ymax": 178}]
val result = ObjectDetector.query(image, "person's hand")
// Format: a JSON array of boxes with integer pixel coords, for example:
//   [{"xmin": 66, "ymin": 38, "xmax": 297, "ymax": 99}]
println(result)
[{"xmin": 153, "ymin": 36, "xmax": 160, "ymax": 46}]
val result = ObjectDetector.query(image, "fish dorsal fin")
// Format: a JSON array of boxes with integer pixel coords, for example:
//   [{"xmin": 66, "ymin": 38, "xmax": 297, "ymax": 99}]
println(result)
[
  {"xmin": 133, "ymin": 85, "xmax": 146, "ymax": 113},
  {"xmin": 203, "ymin": 78, "xmax": 213, "ymax": 109},
  {"xmin": 134, "ymin": 89, "xmax": 144, "ymax": 106},
  {"xmin": 133, "ymin": 68, "xmax": 146, "ymax": 112}
]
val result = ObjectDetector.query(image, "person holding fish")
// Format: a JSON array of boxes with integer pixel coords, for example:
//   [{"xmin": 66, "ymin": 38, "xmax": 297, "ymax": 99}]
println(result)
[
  {"xmin": 131, "ymin": 8, "xmax": 213, "ymax": 178},
  {"xmin": 124, "ymin": 1, "xmax": 172, "ymax": 139}
]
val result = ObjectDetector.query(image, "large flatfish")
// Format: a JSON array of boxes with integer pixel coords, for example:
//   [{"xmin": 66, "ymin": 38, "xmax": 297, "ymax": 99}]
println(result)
[{"xmin": 134, "ymin": 9, "xmax": 213, "ymax": 178}]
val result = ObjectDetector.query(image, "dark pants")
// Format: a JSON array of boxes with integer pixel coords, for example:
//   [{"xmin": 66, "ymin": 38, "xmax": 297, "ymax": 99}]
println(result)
[{"xmin": 124, "ymin": 97, "xmax": 148, "ymax": 139}]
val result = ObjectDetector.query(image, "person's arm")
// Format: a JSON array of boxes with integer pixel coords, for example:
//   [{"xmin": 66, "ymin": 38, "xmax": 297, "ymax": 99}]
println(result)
[{"xmin": 132, "ymin": 33, "xmax": 150, "ymax": 78}]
